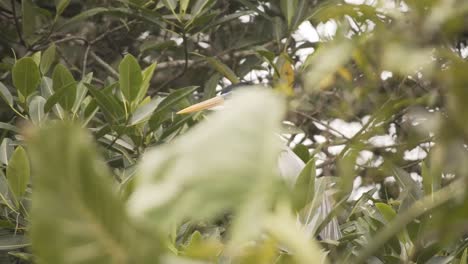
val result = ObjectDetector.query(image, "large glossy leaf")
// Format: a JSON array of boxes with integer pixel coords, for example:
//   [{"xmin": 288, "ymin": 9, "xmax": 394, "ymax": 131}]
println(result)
[
  {"xmin": 52, "ymin": 64, "xmax": 77, "ymax": 111},
  {"xmin": 29, "ymin": 123, "xmax": 160, "ymax": 264},
  {"xmin": 6, "ymin": 146, "xmax": 30, "ymax": 204},
  {"xmin": 12, "ymin": 57, "xmax": 41, "ymax": 100},
  {"xmin": 119, "ymin": 54, "xmax": 143, "ymax": 104},
  {"xmin": 128, "ymin": 88, "xmax": 285, "ymax": 240}
]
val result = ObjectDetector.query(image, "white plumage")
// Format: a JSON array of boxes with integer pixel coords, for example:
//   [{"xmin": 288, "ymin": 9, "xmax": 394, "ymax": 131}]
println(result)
[{"xmin": 278, "ymin": 147, "xmax": 341, "ymax": 241}]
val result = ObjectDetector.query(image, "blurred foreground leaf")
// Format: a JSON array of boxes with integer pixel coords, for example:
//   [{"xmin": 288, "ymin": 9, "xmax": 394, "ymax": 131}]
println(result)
[
  {"xmin": 29, "ymin": 123, "xmax": 161, "ymax": 264},
  {"xmin": 128, "ymin": 88, "xmax": 285, "ymax": 246}
]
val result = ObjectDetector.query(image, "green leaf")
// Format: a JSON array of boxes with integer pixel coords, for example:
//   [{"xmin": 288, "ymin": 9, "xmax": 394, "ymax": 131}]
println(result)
[
  {"xmin": 137, "ymin": 62, "xmax": 157, "ymax": 103},
  {"xmin": 52, "ymin": 64, "xmax": 77, "ymax": 111},
  {"xmin": 203, "ymin": 73, "xmax": 221, "ymax": 100},
  {"xmin": 0, "ymin": 123, "xmax": 19, "ymax": 133},
  {"xmin": 119, "ymin": 54, "xmax": 143, "ymax": 104},
  {"xmin": 129, "ymin": 97, "xmax": 162, "ymax": 126},
  {"xmin": 0, "ymin": 234, "xmax": 29, "ymax": 250},
  {"xmin": 375, "ymin": 202, "xmax": 412, "ymax": 249},
  {"xmin": 292, "ymin": 158, "xmax": 316, "ymax": 211},
  {"xmin": 6, "ymin": 146, "xmax": 30, "ymax": 202},
  {"xmin": 12, "ymin": 57, "xmax": 41, "ymax": 100},
  {"xmin": 29, "ymin": 123, "xmax": 159, "ymax": 264},
  {"xmin": 40, "ymin": 77, "xmax": 65, "ymax": 118},
  {"xmin": 180, "ymin": 0, "xmax": 190, "ymax": 15},
  {"xmin": 29, "ymin": 96, "xmax": 47, "ymax": 125},
  {"xmin": 129, "ymin": 88, "xmax": 285, "ymax": 239},
  {"xmin": 292, "ymin": 144, "xmax": 310, "ymax": 163},
  {"xmin": 280, "ymin": 0, "xmax": 298, "ymax": 28},
  {"xmin": 0, "ymin": 138, "xmax": 13, "ymax": 166},
  {"xmin": 191, "ymin": 0, "xmax": 211, "ymax": 17},
  {"xmin": 375, "ymin": 203, "xmax": 397, "ymax": 222},
  {"xmin": 55, "ymin": 0, "xmax": 70, "ymax": 18},
  {"xmin": 21, "ymin": 0, "xmax": 35, "ymax": 38},
  {"xmin": 302, "ymin": 40, "xmax": 353, "ymax": 92},
  {"xmin": 57, "ymin": 7, "xmax": 108, "ymax": 30},
  {"xmin": 44, "ymin": 82, "xmax": 76, "ymax": 113},
  {"xmin": 0, "ymin": 82, "xmax": 13, "ymax": 107},
  {"xmin": 72, "ymin": 72, "xmax": 93, "ymax": 113},
  {"xmin": 140, "ymin": 40, "xmax": 177, "ymax": 53},
  {"xmin": 161, "ymin": 0, "xmax": 179, "ymax": 19},
  {"xmin": 204, "ymin": 57, "xmax": 239, "ymax": 84},
  {"xmin": 87, "ymin": 83, "xmax": 126, "ymax": 124},
  {"xmin": 31, "ymin": 51, "xmax": 41, "ymax": 66},
  {"xmin": 461, "ymin": 248, "xmax": 467, "ymax": 264},
  {"xmin": 149, "ymin": 86, "xmax": 198, "ymax": 129},
  {"xmin": 40, "ymin": 44, "xmax": 56, "ymax": 74}
]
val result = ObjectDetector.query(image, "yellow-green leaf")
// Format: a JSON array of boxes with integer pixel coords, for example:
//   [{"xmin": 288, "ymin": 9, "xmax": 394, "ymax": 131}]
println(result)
[
  {"xmin": 12, "ymin": 57, "xmax": 41, "ymax": 100},
  {"xmin": 119, "ymin": 54, "xmax": 143, "ymax": 104},
  {"xmin": 6, "ymin": 146, "xmax": 30, "ymax": 203},
  {"xmin": 40, "ymin": 44, "xmax": 56, "ymax": 74}
]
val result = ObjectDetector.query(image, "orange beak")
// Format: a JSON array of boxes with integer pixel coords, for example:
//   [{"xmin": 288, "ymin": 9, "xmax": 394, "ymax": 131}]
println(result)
[{"xmin": 177, "ymin": 96, "xmax": 225, "ymax": 114}]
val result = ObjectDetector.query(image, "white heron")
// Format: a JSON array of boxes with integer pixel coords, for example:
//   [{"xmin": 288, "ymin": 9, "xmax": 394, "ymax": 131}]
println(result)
[{"xmin": 177, "ymin": 84, "xmax": 341, "ymax": 241}]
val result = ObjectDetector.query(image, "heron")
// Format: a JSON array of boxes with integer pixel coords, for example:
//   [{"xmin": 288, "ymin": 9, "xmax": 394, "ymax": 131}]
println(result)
[{"xmin": 177, "ymin": 84, "xmax": 341, "ymax": 241}]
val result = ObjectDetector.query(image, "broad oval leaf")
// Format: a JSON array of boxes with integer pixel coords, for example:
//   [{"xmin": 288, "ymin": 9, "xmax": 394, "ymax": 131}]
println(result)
[
  {"xmin": 6, "ymin": 146, "xmax": 30, "ymax": 203},
  {"xmin": 12, "ymin": 57, "xmax": 41, "ymax": 100},
  {"xmin": 119, "ymin": 54, "xmax": 143, "ymax": 104},
  {"xmin": 52, "ymin": 64, "xmax": 77, "ymax": 111}
]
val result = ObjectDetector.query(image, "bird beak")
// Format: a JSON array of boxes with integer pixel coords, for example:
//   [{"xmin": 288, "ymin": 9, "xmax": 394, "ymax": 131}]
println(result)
[{"xmin": 177, "ymin": 96, "xmax": 225, "ymax": 114}]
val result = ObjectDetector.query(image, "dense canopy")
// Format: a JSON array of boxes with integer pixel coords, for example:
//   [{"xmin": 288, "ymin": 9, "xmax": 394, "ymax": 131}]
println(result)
[{"xmin": 0, "ymin": 0, "xmax": 467, "ymax": 263}]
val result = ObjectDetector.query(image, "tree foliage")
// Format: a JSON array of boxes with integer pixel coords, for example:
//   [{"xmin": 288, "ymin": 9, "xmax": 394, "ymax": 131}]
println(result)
[{"xmin": 0, "ymin": 0, "xmax": 467, "ymax": 263}]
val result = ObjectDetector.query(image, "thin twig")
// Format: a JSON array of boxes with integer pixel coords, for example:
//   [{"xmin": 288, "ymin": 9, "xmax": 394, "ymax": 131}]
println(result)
[
  {"xmin": 82, "ymin": 44, "xmax": 91, "ymax": 79},
  {"xmin": 10, "ymin": 0, "xmax": 26, "ymax": 47},
  {"xmin": 154, "ymin": 31, "xmax": 190, "ymax": 93},
  {"xmin": 90, "ymin": 51, "xmax": 119, "ymax": 79},
  {"xmin": 293, "ymin": 111, "xmax": 349, "ymax": 139},
  {"xmin": 90, "ymin": 20, "xmax": 138, "ymax": 45}
]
